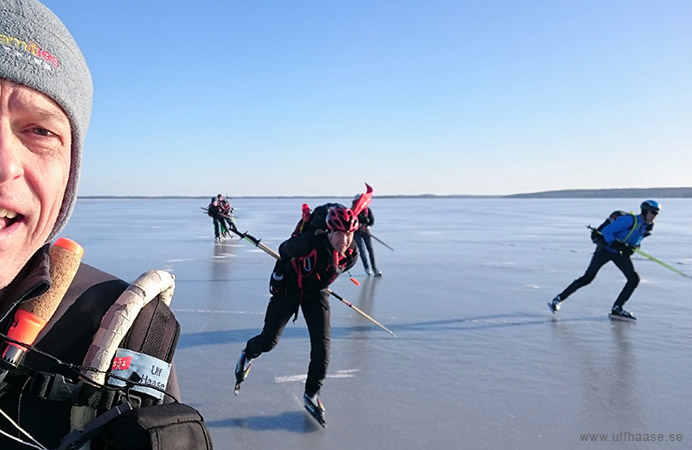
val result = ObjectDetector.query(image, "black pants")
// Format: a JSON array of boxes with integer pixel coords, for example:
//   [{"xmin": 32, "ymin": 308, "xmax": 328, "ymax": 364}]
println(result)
[
  {"xmin": 212, "ymin": 216, "xmax": 235, "ymax": 238},
  {"xmin": 559, "ymin": 247, "xmax": 640, "ymax": 309},
  {"xmin": 221, "ymin": 216, "xmax": 236, "ymax": 232},
  {"xmin": 212, "ymin": 217, "xmax": 222, "ymax": 238},
  {"xmin": 244, "ymin": 291, "xmax": 331, "ymax": 397},
  {"xmin": 354, "ymin": 231, "xmax": 377, "ymax": 270}
]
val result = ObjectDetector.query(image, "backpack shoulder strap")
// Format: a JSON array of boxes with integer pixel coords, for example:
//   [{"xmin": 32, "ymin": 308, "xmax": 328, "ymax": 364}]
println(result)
[
  {"xmin": 71, "ymin": 270, "xmax": 178, "ymax": 439},
  {"xmin": 123, "ymin": 299, "xmax": 179, "ymax": 364},
  {"xmin": 620, "ymin": 212, "xmax": 638, "ymax": 242}
]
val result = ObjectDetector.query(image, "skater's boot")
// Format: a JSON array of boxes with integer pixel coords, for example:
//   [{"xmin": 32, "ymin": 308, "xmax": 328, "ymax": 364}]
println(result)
[
  {"xmin": 373, "ymin": 268, "xmax": 382, "ymax": 277},
  {"xmin": 364, "ymin": 268, "xmax": 373, "ymax": 276},
  {"xmin": 234, "ymin": 350, "xmax": 254, "ymax": 394},
  {"xmin": 235, "ymin": 350, "xmax": 253, "ymax": 382},
  {"xmin": 609, "ymin": 305, "xmax": 636, "ymax": 321},
  {"xmin": 303, "ymin": 393, "xmax": 326, "ymax": 427},
  {"xmin": 548, "ymin": 295, "xmax": 562, "ymax": 314}
]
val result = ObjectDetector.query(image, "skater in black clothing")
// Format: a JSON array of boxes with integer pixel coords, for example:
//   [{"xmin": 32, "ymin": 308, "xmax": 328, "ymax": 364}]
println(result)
[
  {"xmin": 352, "ymin": 194, "xmax": 382, "ymax": 276},
  {"xmin": 207, "ymin": 197, "xmax": 226, "ymax": 242},
  {"xmin": 234, "ymin": 205, "xmax": 359, "ymax": 423},
  {"xmin": 549, "ymin": 200, "xmax": 661, "ymax": 321}
]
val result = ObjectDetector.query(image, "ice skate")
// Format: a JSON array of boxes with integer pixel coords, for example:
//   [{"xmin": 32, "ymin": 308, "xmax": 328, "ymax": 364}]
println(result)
[
  {"xmin": 234, "ymin": 350, "xmax": 254, "ymax": 394},
  {"xmin": 303, "ymin": 393, "xmax": 326, "ymax": 428},
  {"xmin": 547, "ymin": 295, "xmax": 562, "ymax": 314},
  {"xmin": 609, "ymin": 306, "xmax": 636, "ymax": 322}
]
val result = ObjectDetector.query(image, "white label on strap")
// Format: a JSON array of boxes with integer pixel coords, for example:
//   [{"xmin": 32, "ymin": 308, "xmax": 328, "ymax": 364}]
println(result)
[{"xmin": 107, "ymin": 348, "xmax": 171, "ymax": 401}]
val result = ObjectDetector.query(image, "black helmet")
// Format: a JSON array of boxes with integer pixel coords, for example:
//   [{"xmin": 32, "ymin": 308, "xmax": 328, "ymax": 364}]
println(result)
[{"xmin": 641, "ymin": 200, "xmax": 661, "ymax": 214}]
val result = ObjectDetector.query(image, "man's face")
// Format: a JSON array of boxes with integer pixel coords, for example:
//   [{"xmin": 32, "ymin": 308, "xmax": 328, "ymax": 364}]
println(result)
[
  {"xmin": 0, "ymin": 80, "xmax": 72, "ymax": 289},
  {"xmin": 645, "ymin": 210, "xmax": 659, "ymax": 224},
  {"xmin": 328, "ymin": 230, "xmax": 354, "ymax": 255}
]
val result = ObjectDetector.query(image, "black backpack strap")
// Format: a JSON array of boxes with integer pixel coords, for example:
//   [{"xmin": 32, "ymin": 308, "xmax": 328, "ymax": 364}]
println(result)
[
  {"xmin": 122, "ymin": 298, "xmax": 180, "ymax": 366},
  {"xmin": 104, "ymin": 298, "xmax": 180, "ymax": 408},
  {"xmin": 20, "ymin": 298, "xmax": 179, "ymax": 410}
]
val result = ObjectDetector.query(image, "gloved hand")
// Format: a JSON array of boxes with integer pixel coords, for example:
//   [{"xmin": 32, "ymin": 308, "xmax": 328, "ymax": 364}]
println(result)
[
  {"xmin": 644, "ymin": 222, "xmax": 654, "ymax": 237},
  {"xmin": 269, "ymin": 271, "xmax": 285, "ymax": 295},
  {"xmin": 591, "ymin": 231, "xmax": 606, "ymax": 246},
  {"xmin": 612, "ymin": 241, "xmax": 633, "ymax": 256}
]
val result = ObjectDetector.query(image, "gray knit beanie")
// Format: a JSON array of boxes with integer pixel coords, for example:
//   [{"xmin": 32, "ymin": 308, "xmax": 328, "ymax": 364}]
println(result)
[{"xmin": 0, "ymin": 0, "xmax": 92, "ymax": 240}]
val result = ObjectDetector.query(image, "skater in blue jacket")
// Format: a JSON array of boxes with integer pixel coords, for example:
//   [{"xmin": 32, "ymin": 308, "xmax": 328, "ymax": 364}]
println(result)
[{"xmin": 548, "ymin": 200, "xmax": 660, "ymax": 320}]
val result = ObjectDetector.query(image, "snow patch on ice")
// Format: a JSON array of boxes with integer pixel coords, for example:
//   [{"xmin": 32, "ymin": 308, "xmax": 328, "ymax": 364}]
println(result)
[{"xmin": 275, "ymin": 369, "xmax": 359, "ymax": 384}]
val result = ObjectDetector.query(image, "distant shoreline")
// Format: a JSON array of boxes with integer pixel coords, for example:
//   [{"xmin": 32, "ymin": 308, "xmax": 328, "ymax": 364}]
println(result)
[
  {"xmin": 78, "ymin": 187, "xmax": 692, "ymax": 200},
  {"xmin": 505, "ymin": 187, "xmax": 692, "ymax": 199}
]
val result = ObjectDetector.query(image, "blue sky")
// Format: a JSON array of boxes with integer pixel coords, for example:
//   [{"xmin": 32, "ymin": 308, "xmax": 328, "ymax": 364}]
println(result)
[{"xmin": 44, "ymin": 0, "xmax": 691, "ymax": 197}]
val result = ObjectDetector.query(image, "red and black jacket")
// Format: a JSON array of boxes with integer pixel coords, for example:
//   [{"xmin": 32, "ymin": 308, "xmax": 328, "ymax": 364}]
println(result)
[{"xmin": 277, "ymin": 231, "xmax": 358, "ymax": 294}]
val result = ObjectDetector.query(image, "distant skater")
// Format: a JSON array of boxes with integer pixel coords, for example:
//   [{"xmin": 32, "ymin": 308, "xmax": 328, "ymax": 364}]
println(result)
[
  {"xmin": 233, "ymin": 205, "xmax": 359, "ymax": 426},
  {"xmin": 207, "ymin": 197, "xmax": 227, "ymax": 242},
  {"xmin": 352, "ymin": 194, "xmax": 382, "ymax": 276},
  {"xmin": 217, "ymin": 194, "xmax": 237, "ymax": 233},
  {"xmin": 548, "ymin": 200, "xmax": 660, "ymax": 321}
]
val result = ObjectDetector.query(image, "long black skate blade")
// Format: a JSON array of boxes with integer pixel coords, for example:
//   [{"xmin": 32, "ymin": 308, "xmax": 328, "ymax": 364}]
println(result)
[
  {"xmin": 304, "ymin": 405, "xmax": 327, "ymax": 428},
  {"xmin": 547, "ymin": 302, "xmax": 557, "ymax": 315},
  {"xmin": 608, "ymin": 313, "xmax": 636, "ymax": 322}
]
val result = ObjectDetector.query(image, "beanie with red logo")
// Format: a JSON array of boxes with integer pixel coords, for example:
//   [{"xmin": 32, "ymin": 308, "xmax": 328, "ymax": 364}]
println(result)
[{"xmin": 0, "ymin": 0, "xmax": 92, "ymax": 240}]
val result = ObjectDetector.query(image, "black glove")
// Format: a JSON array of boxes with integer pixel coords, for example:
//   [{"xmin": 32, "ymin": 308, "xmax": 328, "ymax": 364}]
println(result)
[
  {"xmin": 590, "ymin": 230, "xmax": 606, "ymax": 246},
  {"xmin": 612, "ymin": 241, "xmax": 633, "ymax": 256},
  {"xmin": 269, "ymin": 272, "xmax": 285, "ymax": 295},
  {"xmin": 644, "ymin": 222, "xmax": 653, "ymax": 237}
]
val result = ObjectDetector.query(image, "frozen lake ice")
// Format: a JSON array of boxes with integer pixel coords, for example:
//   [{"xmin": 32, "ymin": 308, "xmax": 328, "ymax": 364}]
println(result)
[{"xmin": 62, "ymin": 197, "xmax": 692, "ymax": 449}]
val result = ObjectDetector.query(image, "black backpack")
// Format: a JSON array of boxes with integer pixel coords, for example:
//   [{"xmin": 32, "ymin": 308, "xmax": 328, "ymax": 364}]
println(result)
[
  {"xmin": 590, "ymin": 210, "xmax": 637, "ymax": 244},
  {"xmin": 51, "ymin": 299, "xmax": 214, "ymax": 450},
  {"xmin": 292, "ymin": 203, "xmax": 341, "ymax": 237}
]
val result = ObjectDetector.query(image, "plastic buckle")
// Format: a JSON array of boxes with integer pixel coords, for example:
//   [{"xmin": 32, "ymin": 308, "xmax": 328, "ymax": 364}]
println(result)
[
  {"xmin": 48, "ymin": 374, "xmax": 83, "ymax": 403},
  {"xmin": 28, "ymin": 372, "xmax": 82, "ymax": 403}
]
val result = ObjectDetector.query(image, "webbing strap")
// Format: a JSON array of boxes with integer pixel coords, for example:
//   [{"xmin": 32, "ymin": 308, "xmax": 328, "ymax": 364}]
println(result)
[
  {"xmin": 124, "ymin": 299, "xmax": 179, "ymax": 363},
  {"xmin": 27, "ymin": 372, "xmax": 141, "ymax": 409},
  {"xmin": 621, "ymin": 213, "xmax": 638, "ymax": 243}
]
